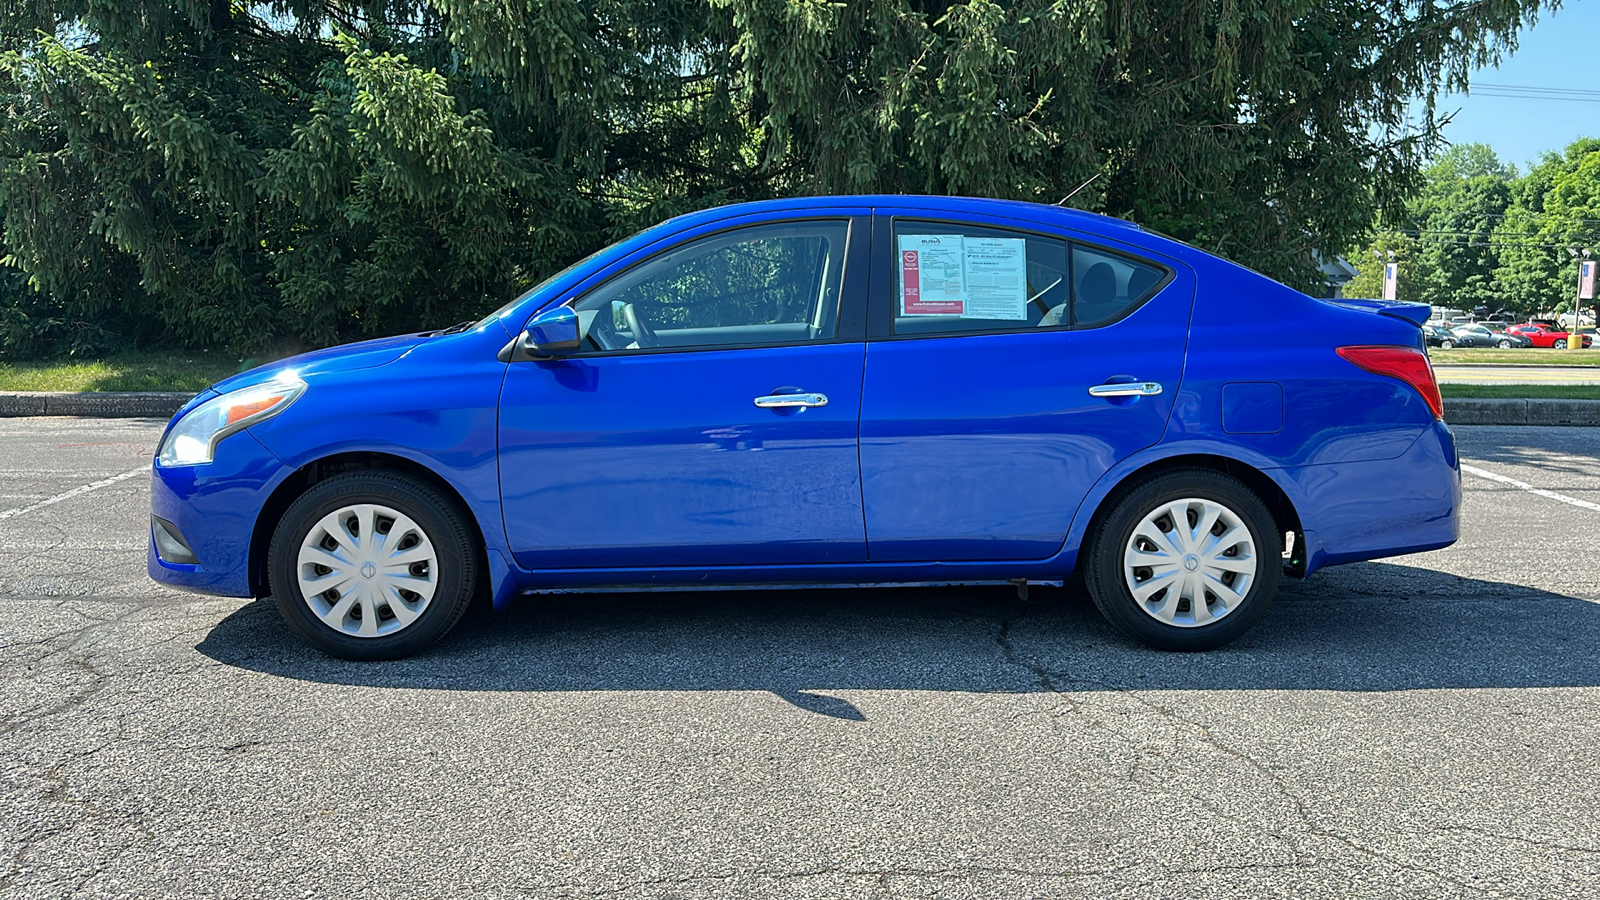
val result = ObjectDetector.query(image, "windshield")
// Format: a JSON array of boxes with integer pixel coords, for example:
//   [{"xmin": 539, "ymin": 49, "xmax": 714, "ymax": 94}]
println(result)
[{"xmin": 474, "ymin": 249, "xmax": 608, "ymax": 331}]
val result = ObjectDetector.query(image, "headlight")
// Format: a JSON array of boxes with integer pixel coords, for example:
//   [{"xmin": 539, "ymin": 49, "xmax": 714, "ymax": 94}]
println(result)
[{"xmin": 157, "ymin": 378, "xmax": 305, "ymax": 466}]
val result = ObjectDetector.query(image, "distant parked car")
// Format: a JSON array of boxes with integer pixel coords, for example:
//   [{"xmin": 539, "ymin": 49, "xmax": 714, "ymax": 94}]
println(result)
[
  {"xmin": 1451, "ymin": 324, "xmax": 1529, "ymax": 349},
  {"xmin": 1438, "ymin": 325, "xmax": 1492, "ymax": 348},
  {"xmin": 1428, "ymin": 324, "xmax": 1490, "ymax": 347},
  {"xmin": 1507, "ymin": 324, "xmax": 1593, "ymax": 349},
  {"xmin": 1423, "ymin": 324, "xmax": 1463, "ymax": 348}
]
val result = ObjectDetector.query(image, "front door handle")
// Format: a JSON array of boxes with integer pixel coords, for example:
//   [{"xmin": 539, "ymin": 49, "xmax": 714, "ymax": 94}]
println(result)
[
  {"xmin": 1088, "ymin": 382, "xmax": 1163, "ymax": 398},
  {"xmin": 754, "ymin": 392, "xmax": 829, "ymax": 409}
]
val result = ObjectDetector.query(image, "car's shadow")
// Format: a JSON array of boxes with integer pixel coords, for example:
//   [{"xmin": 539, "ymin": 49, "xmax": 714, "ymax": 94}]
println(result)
[{"xmin": 196, "ymin": 562, "xmax": 1600, "ymax": 717}]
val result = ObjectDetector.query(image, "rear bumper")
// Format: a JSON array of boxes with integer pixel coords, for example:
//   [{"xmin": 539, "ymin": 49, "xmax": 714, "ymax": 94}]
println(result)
[{"xmin": 1278, "ymin": 420, "xmax": 1460, "ymax": 575}]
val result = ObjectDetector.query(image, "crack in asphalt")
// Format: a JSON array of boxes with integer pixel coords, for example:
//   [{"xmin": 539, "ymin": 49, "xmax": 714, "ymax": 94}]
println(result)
[
  {"xmin": 0, "ymin": 600, "xmax": 153, "ymax": 739},
  {"xmin": 1424, "ymin": 825, "xmax": 1600, "ymax": 857},
  {"xmin": 548, "ymin": 854, "xmax": 1329, "ymax": 899},
  {"xmin": 567, "ymin": 861, "xmax": 1149, "ymax": 897},
  {"xmin": 990, "ymin": 600, "xmax": 1522, "ymax": 899}
]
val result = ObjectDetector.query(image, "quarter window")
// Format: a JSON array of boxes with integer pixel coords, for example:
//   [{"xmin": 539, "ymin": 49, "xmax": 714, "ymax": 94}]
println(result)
[
  {"xmin": 571, "ymin": 220, "xmax": 849, "ymax": 352},
  {"xmin": 1070, "ymin": 244, "xmax": 1167, "ymax": 327}
]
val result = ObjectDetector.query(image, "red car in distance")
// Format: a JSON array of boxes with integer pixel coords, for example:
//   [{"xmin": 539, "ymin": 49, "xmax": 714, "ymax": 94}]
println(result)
[{"xmin": 1507, "ymin": 324, "xmax": 1593, "ymax": 349}]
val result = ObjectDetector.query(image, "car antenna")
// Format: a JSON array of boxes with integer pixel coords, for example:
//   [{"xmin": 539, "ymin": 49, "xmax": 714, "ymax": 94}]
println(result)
[{"xmin": 1058, "ymin": 173, "xmax": 1101, "ymax": 207}]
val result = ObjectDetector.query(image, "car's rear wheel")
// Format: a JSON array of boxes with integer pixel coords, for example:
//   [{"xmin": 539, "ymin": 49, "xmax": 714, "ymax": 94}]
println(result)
[
  {"xmin": 1555, "ymin": 339, "xmax": 1568, "ymax": 349},
  {"xmin": 269, "ymin": 471, "xmax": 477, "ymax": 660},
  {"xmin": 1083, "ymin": 469, "xmax": 1281, "ymax": 651}
]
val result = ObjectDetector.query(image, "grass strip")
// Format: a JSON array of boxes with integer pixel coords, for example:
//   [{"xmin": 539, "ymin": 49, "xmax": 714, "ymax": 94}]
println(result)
[
  {"xmin": 0, "ymin": 353, "xmax": 241, "ymax": 392},
  {"xmin": 1428, "ymin": 348, "xmax": 1600, "ymax": 366},
  {"xmin": 1441, "ymin": 384, "xmax": 1600, "ymax": 400}
]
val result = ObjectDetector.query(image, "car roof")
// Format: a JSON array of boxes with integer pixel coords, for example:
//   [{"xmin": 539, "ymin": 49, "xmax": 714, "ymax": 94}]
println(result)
[
  {"xmin": 657, "ymin": 194, "xmax": 1211, "ymax": 263},
  {"xmin": 681, "ymin": 194, "xmax": 1141, "ymax": 229}
]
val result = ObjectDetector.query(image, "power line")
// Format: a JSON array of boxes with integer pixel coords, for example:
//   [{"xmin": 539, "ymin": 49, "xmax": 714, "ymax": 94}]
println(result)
[
  {"xmin": 1455, "ymin": 82, "xmax": 1600, "ymax": 103},
  {"xmin": 1474, "ymin": 82, "xmax": 1600, "ymax": 96},
  {"xmin": 1403, "ymin": 228, "xmax": 1600, "ymax": 239}
]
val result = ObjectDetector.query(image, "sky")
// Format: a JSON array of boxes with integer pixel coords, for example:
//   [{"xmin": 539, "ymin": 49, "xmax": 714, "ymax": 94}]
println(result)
[{"xmin": 1427, "ymin": 2, "xmax": 1600, "ymax": 171}]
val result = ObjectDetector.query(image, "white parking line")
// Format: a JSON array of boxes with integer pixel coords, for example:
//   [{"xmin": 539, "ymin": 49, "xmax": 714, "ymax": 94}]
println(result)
[
  {"xmin": 0, "ymin": 467, "xmax": 147, "ymax": 521},
  {"xmin": 1461, "ymin": 463, "xmax": 1600, "ymax": 513}
]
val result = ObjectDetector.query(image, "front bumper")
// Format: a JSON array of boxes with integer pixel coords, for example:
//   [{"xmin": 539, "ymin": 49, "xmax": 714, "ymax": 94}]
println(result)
[{"xmin": 147, "ymin": 429, "xmax": 291, "ymax": 598}]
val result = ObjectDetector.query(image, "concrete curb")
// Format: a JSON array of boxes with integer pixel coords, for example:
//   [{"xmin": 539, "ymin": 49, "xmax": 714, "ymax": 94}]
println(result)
[
  {"xmin": 1445, "ymin": 398, "xmax": 1600, "ymax": 426},
  {"xmin": 0, "ymin": 391, "xmax": 194, "ymax": 418},
  {"xmin": 1, "ymin": 391, "xmax": 1596, "ymax": 426}
]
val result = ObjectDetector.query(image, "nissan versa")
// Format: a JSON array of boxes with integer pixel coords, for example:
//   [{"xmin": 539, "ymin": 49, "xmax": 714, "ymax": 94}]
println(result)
[{"xmin": 148, "ymin": 196, "xmax": 1461, "ymax": 660}]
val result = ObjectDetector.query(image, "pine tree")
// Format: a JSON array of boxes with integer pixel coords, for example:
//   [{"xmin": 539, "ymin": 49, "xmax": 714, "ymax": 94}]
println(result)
[{"xmin": 0, "ymin": 0, "xmax": 1568, "ymax": 356}]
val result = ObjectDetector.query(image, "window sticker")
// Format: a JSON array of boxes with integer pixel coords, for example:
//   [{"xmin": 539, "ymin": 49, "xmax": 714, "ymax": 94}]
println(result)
[
  {"xmin": 960, "ymin": 238, "xmax": 1027, "ymax": 320},
  {"xmin": 898, "ymin": 234, "xmax": 967, "ymax": 315}
]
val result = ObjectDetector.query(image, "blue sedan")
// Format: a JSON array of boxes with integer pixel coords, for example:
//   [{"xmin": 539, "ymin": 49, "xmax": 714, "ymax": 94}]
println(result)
[{"xmin": 148, "ymin": 196, "xmax": 1460, "ymax": 658}]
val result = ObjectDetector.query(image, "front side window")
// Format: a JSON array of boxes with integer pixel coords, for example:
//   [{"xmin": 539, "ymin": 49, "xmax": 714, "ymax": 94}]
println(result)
[{"xmin": 571, "ymin": 220, "xmax": 849, "ymax": 352}]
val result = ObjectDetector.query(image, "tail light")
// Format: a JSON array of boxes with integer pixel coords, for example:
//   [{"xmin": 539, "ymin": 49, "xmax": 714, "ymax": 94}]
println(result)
[{"xmin": 1336, "ymin": 345, "xmax": 1444, "ymax": 420}]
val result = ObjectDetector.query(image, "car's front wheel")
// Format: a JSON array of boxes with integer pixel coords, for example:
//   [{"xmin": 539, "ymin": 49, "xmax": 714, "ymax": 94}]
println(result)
[
  {"xmin": 269, "ymin": 471, "xmax": 478, "ymax": 660},
  {"xmin": 1555, "ymin": 339, "xmax": 1569, "ymax": 349},
  {"xmin": 1497, "ymin": 339, "xmax": 1512, "ymax": 349},
  {"xmin": 1439, "ymin": 339, "xmax": 1454, "ymax": 349},
  {"xmin": 1083, "ymin": 469, "xmax": 1281, "ymax": 651}
]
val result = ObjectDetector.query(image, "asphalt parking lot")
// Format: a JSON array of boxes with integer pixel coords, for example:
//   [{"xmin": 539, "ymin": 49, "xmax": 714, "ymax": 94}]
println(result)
[{"xmin": 3, "ymin": 420, "xmax": 1598, "ymax": 899}]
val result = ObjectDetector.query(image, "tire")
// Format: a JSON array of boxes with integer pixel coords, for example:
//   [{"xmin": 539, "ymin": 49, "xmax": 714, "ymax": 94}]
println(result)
[
  {"xmin": 1497, "ymin": 339, "xmax": 1512, "ymax": 349},
  {"xmin": 1083, "ymin": 468, "xmax": 1282, "ymax": 651},
  {"xmin": 1555, "ymin": 339, "xmax": 1568, "ymax": 350},
  {"xmin": 1439, "ymin": 340, "xmax": 1454, "ymax": 349},
  {"xmin": 269, "ymin": 471, "xmax": 478, "ymax": 660}
]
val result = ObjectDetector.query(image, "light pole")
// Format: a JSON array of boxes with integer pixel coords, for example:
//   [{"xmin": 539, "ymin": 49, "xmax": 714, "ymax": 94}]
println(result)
[{"xmin": 1566, "ymin": 247, "xmax": 1594, "ymax": 351}]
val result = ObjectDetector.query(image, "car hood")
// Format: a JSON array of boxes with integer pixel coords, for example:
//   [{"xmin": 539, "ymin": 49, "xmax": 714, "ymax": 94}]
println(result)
[{"xmin": 208, "ymin": 333, "xmax": 427, "ymax": 395}]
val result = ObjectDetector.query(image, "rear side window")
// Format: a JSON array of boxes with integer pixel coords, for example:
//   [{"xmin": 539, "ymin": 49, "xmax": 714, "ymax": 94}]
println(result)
[
  {"xmin": 891, "ymin": 221, "xmax": 1069, "ymax": 336},
  {"xmin": 1070, "ymin": 244, "xmax": 1167, "ymax": 327},
  {"xmin": 889, "ymin": 219, "xmax": 1168, "ymax": 336}
]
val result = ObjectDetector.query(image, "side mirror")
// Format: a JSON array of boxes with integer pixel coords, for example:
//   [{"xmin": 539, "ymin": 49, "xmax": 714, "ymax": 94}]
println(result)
[
  {"xmin": 525, "ymin": 306, "xmax": 581, "ymax": 354},
  {"xmin": 501, "ymin": 306, "xmax": 581, "ymax": 362}
]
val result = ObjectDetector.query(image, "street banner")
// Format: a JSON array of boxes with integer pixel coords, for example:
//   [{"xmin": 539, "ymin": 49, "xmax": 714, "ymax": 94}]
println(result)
[
  {"xmin": 1383, "ymin": 262, "xmax": 1398, "ymax": 301},
  {"xmin": 1580, "ymin": 260, "xmax": 1596, "ymax": 300}
]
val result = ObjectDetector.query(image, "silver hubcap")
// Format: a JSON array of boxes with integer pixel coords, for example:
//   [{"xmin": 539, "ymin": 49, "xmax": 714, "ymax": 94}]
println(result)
[
  {"xmin": 1123, "ymin": 497, "xmax": 1257, "ymax": 628},
  {"xmin": 297, "ymin": 503, "xmax": 437, "ymax": 639}
]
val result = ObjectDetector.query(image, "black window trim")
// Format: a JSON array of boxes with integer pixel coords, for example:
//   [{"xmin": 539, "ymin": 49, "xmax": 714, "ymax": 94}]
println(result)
[
  {"xmin": 551, "ymin": 214, "xmax": 871, "ymax": 359},
  {"xmin": 867, "ymin": 213, "xmax": 1177, "ymax": 341}
]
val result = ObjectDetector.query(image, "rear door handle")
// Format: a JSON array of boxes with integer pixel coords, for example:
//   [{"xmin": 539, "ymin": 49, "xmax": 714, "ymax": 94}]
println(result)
[
  {"xmin": 1088, "ymin": 382, "xmax": 1163, "ymax": 398},
  {"xmin": 754, "ymin": 392, "xmax": 829, "ymax": 409}
]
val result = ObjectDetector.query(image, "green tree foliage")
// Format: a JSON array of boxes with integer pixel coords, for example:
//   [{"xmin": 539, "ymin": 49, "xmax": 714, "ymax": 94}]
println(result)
[
  {"xmin": 0, "ymin": 0, "xmax": 1566, "ymax": 357},
  {"xmin": 1408, "ymin": 144, "xmax": 1515, "ymax": 311},
  {"xmin": 1492, "ymin": 139, "xmax": 1600, "ymax": 316},
  {"xmin": 1346, "ymin": 143, "xmax": 1534, "ymax": 315}
]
